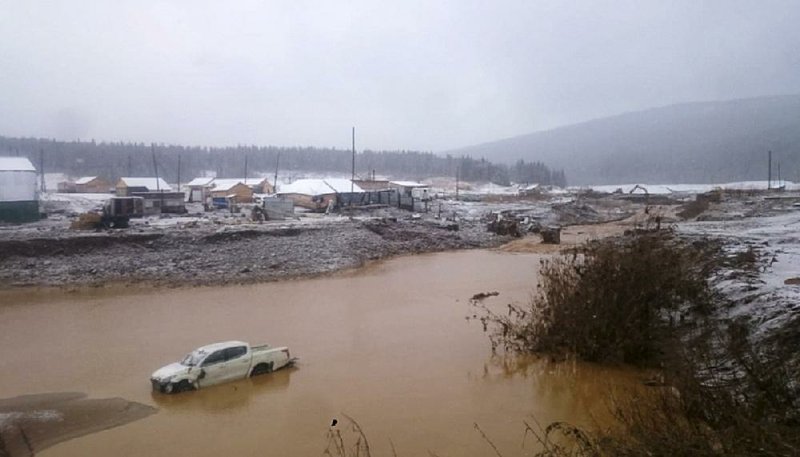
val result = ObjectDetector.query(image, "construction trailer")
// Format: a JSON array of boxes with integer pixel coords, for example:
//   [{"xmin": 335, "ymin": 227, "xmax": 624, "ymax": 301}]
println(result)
[{"xmin": 132, "ymin": 192, "xmax": 186, "ymax": 215}]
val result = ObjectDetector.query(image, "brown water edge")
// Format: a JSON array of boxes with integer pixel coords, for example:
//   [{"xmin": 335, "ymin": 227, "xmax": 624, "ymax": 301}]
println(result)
[{"xmin": 0, "ymin": 250, "xmax": 643, "ymax": 457}]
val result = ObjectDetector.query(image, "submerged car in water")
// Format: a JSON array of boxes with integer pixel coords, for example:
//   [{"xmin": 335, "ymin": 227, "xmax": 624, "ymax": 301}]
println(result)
[{"xmin": 150, "ymin": 340, "xmax": 295, "ymax": 393}]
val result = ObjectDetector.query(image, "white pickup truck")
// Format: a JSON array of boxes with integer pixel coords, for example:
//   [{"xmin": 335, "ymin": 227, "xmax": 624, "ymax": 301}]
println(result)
[{"xmin": 150, "ymin": 340, "xmax": 295, "ymax": 394}]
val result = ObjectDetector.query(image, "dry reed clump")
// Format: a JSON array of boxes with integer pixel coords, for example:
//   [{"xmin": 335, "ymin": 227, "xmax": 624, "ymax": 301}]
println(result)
[
  {"xmin": 323, "ymin": 415, "xmax": 374, "ymax": 457},
  {"xmin": 473, "ymin": 229, "xmax": 719, "ymax": 366}
]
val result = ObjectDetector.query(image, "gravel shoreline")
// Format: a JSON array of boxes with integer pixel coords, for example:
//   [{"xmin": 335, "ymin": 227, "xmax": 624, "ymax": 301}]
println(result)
[{"xmin": 0, "ymin": 216, "xmax": 511, "ymax": 289}]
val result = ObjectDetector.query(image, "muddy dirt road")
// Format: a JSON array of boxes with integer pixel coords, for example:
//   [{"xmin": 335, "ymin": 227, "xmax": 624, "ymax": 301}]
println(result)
[{"xmin": 0, "ymin": 250, "xmax": 640, "ymax": 456}]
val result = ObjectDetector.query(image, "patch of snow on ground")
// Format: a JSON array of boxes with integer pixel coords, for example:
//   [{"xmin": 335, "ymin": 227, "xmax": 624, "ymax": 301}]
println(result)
[
  {"xmin": 680, "ymin": 211, "xmax": 800, "ymax": 336},
  {"xmin": 0, "ymin": 410, "xmax": 63, "ymax": 430},
  {"xmin": 40, "ymin": 192, "xmax": 111, "ymax": 214},
  {"xmin": 469, "ymin": 183, "xmax": 519, "ymax": 195}
]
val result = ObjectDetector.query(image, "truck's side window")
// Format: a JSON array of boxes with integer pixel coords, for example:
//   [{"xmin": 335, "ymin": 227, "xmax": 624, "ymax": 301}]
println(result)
[
  {"xmin": 202, "ymin": 350, "xmax": 226, "ymax": 366},
  {"xmin": 225, "ymin": 346, "xmax": 247, "ymax": 361}
]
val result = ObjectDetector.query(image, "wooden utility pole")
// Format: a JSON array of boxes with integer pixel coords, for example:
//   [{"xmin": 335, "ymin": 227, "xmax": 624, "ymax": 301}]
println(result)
[
  {"xmin": 39, "ymin": 148, "xmax": 46, "ymax": 193},
  {"xmin": 273, "ymin": 151, "xmax": 280, "ymax": 192},
  {"xmin": 243, "ymin": 154, "xmax": 248, "ymax": 185},
  {"xmin": 152, "ymin": 144, "xmax": 160, "ymax": 191},
  {"xmin": 351, "ymin": 127, "xmax": 355, "ymax": 193},
  {"xmin": 768, "ymin": 150, "xmax": 772, "ymax": 190},
  {"xmin": 152, "ymin": 144, "xmax": 164, "ymax": 212},
  {"xmin": 177, "ymin": 154, "xmax": 181, "ymax": 191},
  {"xmin": 127, "ymin": 154, "xmax": 132, "ymax": 176},
  {"xmin": 455, "ymin": 160, "xmax": 460, "ymax": 201}
]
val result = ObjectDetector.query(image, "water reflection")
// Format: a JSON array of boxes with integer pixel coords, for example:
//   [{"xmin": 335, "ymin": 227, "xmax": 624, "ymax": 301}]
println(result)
[
  {"xmin": 150, "ymin": 366, "xmax": 296, "ymax": 414},
  {"xmin": 477, "ymin": 354, "xmax": 642, "ymax": 424}
]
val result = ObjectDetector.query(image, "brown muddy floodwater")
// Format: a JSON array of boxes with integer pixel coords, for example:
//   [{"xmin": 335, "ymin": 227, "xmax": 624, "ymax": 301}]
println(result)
[{"xmin": 0, "ymin": 250, "xmax": 640, "ymax": 456}]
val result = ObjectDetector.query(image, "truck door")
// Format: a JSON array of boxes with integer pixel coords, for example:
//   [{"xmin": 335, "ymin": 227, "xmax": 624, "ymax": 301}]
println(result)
[
  {"xmin": 198, "ymin": 349, "xmax": 229, "ymax": 387},
  {"xmin": 224, "ymin": 346, "xmax": 251, "ymax": 380}
]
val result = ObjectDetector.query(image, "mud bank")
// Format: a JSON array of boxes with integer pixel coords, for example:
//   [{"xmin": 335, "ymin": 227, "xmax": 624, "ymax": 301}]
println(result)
[
  {"xmin": 0, "ymin": 392, "xmax": 155, "ymax": 457},
  {"xmin": 0, "ymin": 217, "xmax": 510, "ymax": 289}
]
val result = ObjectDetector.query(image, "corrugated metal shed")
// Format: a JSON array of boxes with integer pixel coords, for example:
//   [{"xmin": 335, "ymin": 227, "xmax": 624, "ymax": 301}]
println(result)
[
  {"xmin": 0, "ymin": 157, "xmax": 39, "ymax": 222},
  {"xmin": 0, "ymin": 157, "xmax": 36, "ymax": 172},
  {"xmin": 0, "ymin": 157, "xmax": 37, "ymax": 202}
]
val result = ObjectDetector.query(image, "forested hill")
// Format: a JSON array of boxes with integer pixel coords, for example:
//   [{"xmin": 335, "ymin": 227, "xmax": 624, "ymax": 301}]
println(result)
[
  {"xmin": 449, "ymin": 94, "xmax": 800, "ymax": 185},
  {"xmin": 0, "ymin": 136, "xmax": 566, "ymax": 187}
]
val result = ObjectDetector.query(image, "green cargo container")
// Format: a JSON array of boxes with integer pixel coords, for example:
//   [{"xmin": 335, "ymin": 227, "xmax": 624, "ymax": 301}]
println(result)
[{"xmin": 0, "ymin": 200, "xmax": 40, "ymax": 223}]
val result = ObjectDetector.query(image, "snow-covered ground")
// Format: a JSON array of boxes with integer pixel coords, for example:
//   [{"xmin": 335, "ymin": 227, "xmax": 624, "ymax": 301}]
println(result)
[
  {"xmin": 39, "ymin": 192, "xmax": 110, "ymax": 214},
  {"xmin": 585, "ymin": 180, "xmax": 800, "ymax": 195},
  {"xmin": 680, "ymin": 212, "xmax": 800, "ymax": 337}
]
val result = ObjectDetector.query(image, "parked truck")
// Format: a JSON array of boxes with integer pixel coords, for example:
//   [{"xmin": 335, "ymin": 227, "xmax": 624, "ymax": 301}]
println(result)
[
  {"xmin": 150, "ymin": 340, "xmax": 295, "ymax": 393},
  {"xmin": 101, "ymin": 196, "xmax": 143, "ymax": 228}
]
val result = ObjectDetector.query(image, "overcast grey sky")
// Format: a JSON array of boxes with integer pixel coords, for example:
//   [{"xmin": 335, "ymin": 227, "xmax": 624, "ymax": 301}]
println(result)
[{"xmin": 1, "ymin": 0, "xmax": 798, "ymax": 151}]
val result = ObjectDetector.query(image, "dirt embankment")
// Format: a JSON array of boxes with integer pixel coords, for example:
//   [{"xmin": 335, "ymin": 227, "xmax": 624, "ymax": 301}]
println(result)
[{"xmin": 0, "ymin": 218, "xmax": 508, "ymax": 289}]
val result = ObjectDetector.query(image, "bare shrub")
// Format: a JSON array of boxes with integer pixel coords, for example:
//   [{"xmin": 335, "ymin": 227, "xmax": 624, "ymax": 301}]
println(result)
[{"xmin": 473, "ymin": 230, "xmax": 719, "ymax": 366}]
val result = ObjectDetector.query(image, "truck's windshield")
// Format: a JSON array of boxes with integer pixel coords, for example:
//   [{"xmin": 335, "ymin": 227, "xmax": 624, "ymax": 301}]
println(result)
[{"xmin": 181, "ymin": 350, "xmax": 205, "ymax": 367}]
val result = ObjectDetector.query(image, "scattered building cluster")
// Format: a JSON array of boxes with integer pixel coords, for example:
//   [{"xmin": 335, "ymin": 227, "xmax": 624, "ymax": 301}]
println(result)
[{"xmin": 0, "ymin": 161, "xmax": 442, "ymax": 225}]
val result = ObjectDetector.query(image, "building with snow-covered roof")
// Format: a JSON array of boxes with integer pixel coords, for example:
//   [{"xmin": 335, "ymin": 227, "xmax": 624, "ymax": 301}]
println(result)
[
  {"xmin": 186, "ymin": 177, "xmax": 215, "ymax": 187},
  {"xmin": 116, "ymin": 177, "xmax": 172, "ymax": 196},
  {"xmin": 0, "ymin": 157, "xmax": 39, "ymax": 222},
  {"xmin": 389, "ymin": 180, "xmax": 430, "ymax": 199},
  {"xmin": 75, "ymin": 176, "xmax": 112, "ymax": 193},
  {"xmin": 277, "ymin": 178, "xmax": 363, "ymax": 211},
  {"xmin": 115, "ymin": 177, "xmax": 183, "ymax": 215},
  {"xmin": 209, "ymin": 179, "xmax": 254, "ymax": 204},
  {"xmin": 241, "ymin": 177, "xmax": 274, "ymax": 194},
  {"xmin": 353, "ymin": 179, "xmax": 391, "ymax": 191},
  {"xmin": 186, "ymin": 176, "xmax": 215, "ymax": 203}
]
